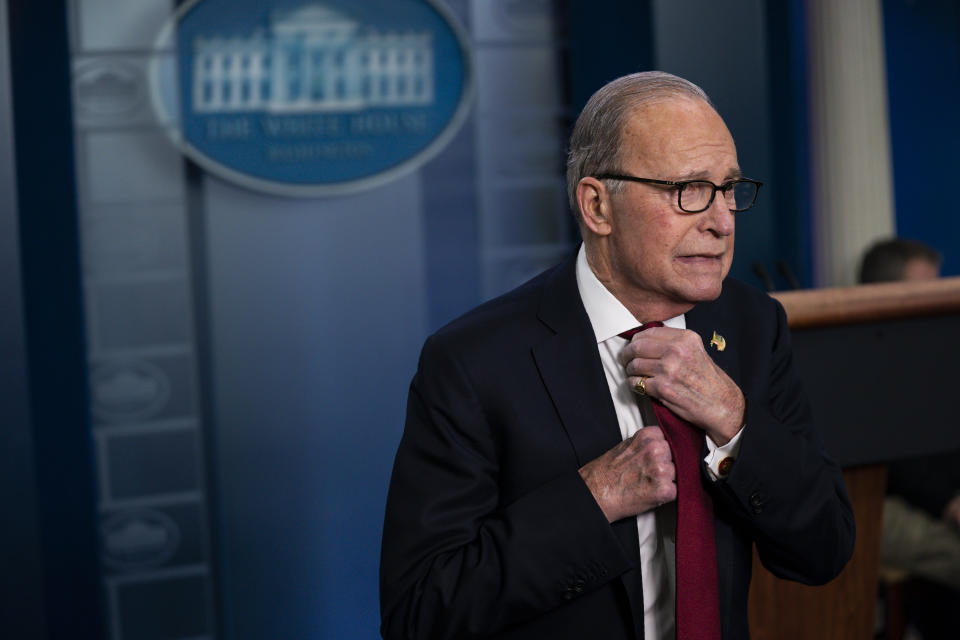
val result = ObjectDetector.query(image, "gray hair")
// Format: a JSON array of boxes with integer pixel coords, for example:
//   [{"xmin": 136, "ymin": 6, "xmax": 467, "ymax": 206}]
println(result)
[{"xmin": 565, "ymin": 71, "xmax": 714, "ymax": 219}]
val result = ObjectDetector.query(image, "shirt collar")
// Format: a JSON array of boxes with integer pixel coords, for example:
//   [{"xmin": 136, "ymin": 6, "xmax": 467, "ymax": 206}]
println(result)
[{"xmin": 575, "ymin": 244, "xmax": 685, "ymax": 344}]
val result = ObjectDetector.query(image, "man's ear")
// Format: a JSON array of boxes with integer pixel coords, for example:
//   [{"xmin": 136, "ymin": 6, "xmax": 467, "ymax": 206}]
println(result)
[{"xmin": 576, "ymin": 177, "xmax": 613, "ymax": 237}]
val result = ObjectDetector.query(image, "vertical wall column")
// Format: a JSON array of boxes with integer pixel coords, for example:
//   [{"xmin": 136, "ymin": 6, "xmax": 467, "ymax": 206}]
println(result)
[
  {"xmin": 66, "ymin": 1, "xmax": 219, "ymax": 637},
  {"xmin": 807, "ymin": 0, "xmax": 895, "ymax": 287},
  {"xmin": 0, "ymin": 0, "xmax": 47, "ymax": 636},
  {"xmin": 9, "ymin": 0, "xmax": 105, "ymax": 635},
  {"xmin": 470, "ymin": 0, "xmax": 572, "ymax": 300}
]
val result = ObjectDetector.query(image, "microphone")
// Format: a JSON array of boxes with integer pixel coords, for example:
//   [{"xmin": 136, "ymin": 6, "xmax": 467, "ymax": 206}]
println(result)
[
  {"xmin": 776, "ymin": 260, "xmax": 801, "ymax": 290},
  {"xmin": 751, "ymin": 262, "xmax": 775, "ymax": 292}
]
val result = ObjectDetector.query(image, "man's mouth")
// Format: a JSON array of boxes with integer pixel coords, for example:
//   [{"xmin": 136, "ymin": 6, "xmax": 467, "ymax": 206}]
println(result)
[{"xmin": 676, "ymin": 253, "xmax": 724, "ymax": 262}]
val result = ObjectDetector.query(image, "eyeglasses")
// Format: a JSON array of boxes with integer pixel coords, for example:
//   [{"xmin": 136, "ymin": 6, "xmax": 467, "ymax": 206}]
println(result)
[{"xmin": 593, "ymin": 173, "xmax": 763, "ymax": 213}]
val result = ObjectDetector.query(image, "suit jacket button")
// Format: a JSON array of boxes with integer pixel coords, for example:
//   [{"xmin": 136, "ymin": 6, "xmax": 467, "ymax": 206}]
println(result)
[
  {"xmin": 562, "ymin": 579, "xmax": 586, "ymax": 600},
  {"xmin": 749, "ymin": 493, "xmax": 765, "ymax": 514}
]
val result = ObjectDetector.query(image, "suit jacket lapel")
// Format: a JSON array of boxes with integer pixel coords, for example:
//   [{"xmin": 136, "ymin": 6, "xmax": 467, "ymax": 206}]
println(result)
[
  {"xmin": 686, "ymin": 292, "xmax": 739, "ymax": 385},
  {"xmin": 531, "ymin": 256, "xmax": 645, "ymax": 639},
  {"xmin": 532, "ymin": 260, "xmax": 622, "ymax": 467}
]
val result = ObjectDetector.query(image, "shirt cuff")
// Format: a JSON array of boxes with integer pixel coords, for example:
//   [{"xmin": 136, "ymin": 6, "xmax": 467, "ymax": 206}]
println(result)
[{"xmin": 703, "ymin": 425, "xmax": 744, "ymax": 481}]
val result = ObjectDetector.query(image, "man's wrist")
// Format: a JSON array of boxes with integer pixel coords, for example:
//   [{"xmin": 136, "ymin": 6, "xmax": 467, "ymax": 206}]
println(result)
[{"xmin": 716, "ymin": 392, "xmax": 746, "ymax": 445}]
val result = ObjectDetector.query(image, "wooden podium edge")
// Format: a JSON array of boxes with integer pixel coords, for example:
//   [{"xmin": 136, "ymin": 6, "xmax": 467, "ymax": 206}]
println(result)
[{"xmin": 771, "ymin": 276, "xmax": 960, "ymax": 329}]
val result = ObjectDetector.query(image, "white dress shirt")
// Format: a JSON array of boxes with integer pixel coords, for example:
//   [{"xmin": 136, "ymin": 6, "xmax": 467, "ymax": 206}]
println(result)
[{"xmin": 574, "ymin": 245, "xmax": 742, "ymax": 640}]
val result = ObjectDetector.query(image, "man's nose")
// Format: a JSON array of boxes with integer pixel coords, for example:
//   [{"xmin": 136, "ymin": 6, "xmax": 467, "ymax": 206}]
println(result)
[{"xmin": 702, "ymin": 193, "xmax": 735, "ymax": 237}]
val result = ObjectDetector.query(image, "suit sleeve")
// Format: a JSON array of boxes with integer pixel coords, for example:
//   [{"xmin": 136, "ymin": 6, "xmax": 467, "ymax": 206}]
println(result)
[
  {"xmin": 707, "ymin": 299, "xmax": 856, "ymax": 585},
  {"xmin": 379, "ymin": 334, "xmax": 634, "ymax": 640}
]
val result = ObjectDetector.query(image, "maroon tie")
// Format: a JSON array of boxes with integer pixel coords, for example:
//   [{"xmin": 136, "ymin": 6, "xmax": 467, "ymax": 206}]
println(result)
[{"xmin": 619, "ymin": 322, "xmax": 722, "ymax": 640}]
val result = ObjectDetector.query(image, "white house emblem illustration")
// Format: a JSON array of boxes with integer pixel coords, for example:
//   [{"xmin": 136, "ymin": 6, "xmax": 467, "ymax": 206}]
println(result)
[
  {"xmin": 192, "ymin": 4, "xmax": 435, "ymax": 113},
  {"xmin": 150, "ymin": 0, "xmax": 472, "ymax": 195}
]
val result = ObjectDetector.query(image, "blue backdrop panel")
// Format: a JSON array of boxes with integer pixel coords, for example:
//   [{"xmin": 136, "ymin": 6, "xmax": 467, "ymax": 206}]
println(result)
[
  {"xmin": 883, "ymin": 0, "xmax": 960, "ymax": 276},
  {"xmin": 204, "ymin": 175, "xmax": 428, "ymax": 638}
]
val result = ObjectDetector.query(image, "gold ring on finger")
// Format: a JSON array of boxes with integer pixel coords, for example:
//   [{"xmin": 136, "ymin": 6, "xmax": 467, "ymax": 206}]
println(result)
[{"xmin": 635, "ymin": 376, "xmax": 648, "ymax": 396}]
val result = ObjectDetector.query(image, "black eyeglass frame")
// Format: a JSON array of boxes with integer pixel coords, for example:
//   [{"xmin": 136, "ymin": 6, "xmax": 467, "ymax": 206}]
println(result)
[{"xmin": 592, "ymin": 173, "xmax": 764, "ymax": 213}]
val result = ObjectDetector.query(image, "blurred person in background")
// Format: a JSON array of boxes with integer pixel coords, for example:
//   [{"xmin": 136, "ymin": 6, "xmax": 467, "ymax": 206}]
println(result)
[
  {"xmin": 860, "ymin": 237, "xmax": 959, "ymax": 640},
  {"xmin": 859, "ymin": 238, "xmax": 941, "ymax": 284}
]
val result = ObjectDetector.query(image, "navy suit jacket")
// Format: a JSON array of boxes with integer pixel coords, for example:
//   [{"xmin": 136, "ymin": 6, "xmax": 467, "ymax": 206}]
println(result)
[{"xmin": 380, "ymin": 255, "xmax": 854, "ymax": 639}]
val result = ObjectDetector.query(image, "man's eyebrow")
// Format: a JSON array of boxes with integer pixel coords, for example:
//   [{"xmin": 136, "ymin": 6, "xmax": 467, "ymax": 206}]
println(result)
[{"xmin": 673, "ymin": 168, "xmax": 743, "ymax": 182}]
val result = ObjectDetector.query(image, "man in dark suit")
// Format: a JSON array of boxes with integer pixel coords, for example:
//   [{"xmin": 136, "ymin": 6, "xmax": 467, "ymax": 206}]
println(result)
[{"xmin": 380, "ymin": 71, "xmax": 854, "ymax": 640}]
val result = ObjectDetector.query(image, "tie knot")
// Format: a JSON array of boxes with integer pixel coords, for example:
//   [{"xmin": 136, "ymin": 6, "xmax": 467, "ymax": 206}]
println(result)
[{"xmin": 618, "ymin": 321, "xmax": 664, "ymax": 340}]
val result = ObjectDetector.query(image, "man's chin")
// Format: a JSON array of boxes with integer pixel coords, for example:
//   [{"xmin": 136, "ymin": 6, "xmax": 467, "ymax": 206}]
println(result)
[{"xmin": 676, "ymin": 279, "xmax": 724, "ymax": 304}]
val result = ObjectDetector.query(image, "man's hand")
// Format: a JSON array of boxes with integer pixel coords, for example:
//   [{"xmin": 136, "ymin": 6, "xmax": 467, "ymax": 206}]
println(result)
[
  {"xmin": 620, "ymin": 326, "xmax": 745, "ymax": 445},
  {"xmin": 579, "ymin": 427, "xmax": 676, "ymax": 523}
]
